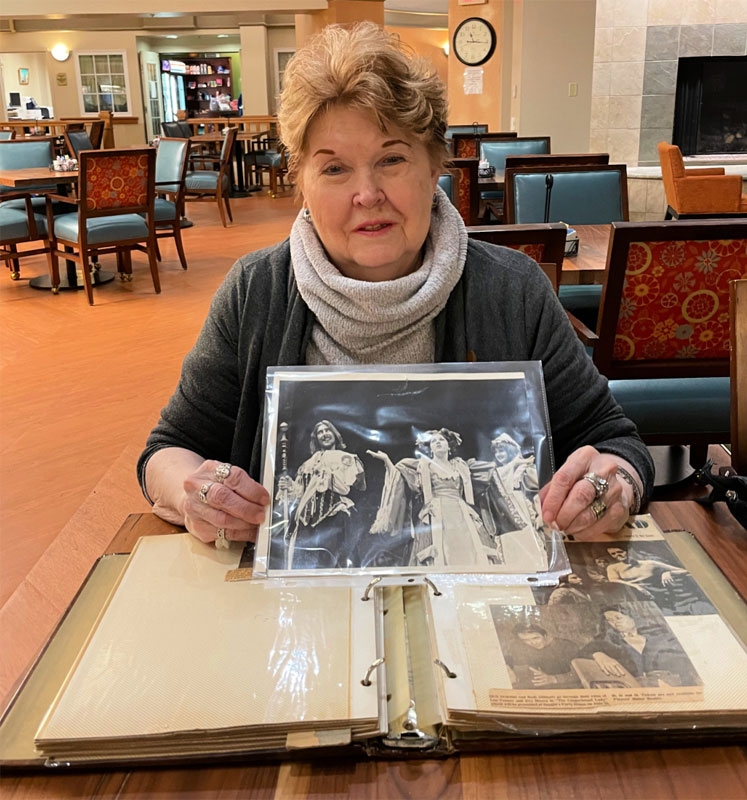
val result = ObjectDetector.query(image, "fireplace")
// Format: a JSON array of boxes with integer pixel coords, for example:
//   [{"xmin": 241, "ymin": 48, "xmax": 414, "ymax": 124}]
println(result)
[{"xmin": 673, "ymin": 56, "xmax": 747, "ymax": 156}]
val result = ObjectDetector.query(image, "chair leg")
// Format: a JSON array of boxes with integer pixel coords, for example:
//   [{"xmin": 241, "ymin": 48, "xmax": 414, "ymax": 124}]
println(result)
[
  {"xmin": 146, "ymin": 241, "xmax": 161, "ymax": 294},
  {"xmin": 154, "ymin": 237, "xmax": 162, "ymax": 262},
  {"xmin": 689, "ymin": 442, "xmax": 708, "ymax": 469},
  {"xmin": 8, "ymin": 244, "xmax": 20, "ymax": 280},
  {"xmin": 216, "ymin": 192, "xmax": 228, "ymax": 228},
  {"xmin": 80, "ymin": 251, "xmax": 94, "ymax": 306},
  {"xmin": 173, "ymin": 224, "xmax": 188, "ymax": 270},
  {"xmin": 224, "ymin": 193, "xmax": 233, "ymax": 223},
  {"xmin": 46, "ymin": 245, "xmax": 60, "ymax": 294}
]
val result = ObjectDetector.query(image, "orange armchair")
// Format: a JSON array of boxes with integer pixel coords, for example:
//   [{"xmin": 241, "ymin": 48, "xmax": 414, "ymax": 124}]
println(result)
[{"xmin": 658, "ymin": 142, "xmax": 747, "ymax": 218}]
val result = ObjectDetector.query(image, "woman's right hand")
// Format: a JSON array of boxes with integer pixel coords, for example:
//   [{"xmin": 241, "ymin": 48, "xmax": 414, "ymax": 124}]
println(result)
[{"xmin": 181, "ymin": 460, "xmax": 270, "ymax": 545}]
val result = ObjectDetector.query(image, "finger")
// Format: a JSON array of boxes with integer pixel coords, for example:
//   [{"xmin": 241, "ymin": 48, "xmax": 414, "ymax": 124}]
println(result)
[
  {"xmin": 540, "ymin": 446, "xmax": 597, "ymax": 525},
  {"xmin": 224, "ymin": 525, "xmax": 259, "ymax": 543},
  {"xmin": 186, "ymin": 493, "xmax": 268, "ymax": 530},
  {"xmin": 214, "ymin": 463, "xmax": 270, "ymax": 507},
  {"xmin": 565, "ymin": 479, "xmax": 626, "ymax": 535},
  {"xmin": 551, "ymin": 475, "xmax": 598, "ymax": 532}
]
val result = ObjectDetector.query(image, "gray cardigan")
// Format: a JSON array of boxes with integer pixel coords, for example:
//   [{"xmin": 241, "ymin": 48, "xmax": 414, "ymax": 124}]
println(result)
[{"xmin": 137, "ymin": 238, "xmax": 654, "ymax": 500}]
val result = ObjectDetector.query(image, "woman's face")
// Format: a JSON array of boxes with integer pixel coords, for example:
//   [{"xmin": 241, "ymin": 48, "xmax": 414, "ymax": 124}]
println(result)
[
  {"xmin": 298, "ymin": 106, "xmax": 440, "ymax": 282},
  {"xmin": 604, "ymin": 610, "xmax": 636, "ymax": 633},
  {"xmin": 429, "ymin": 433, "xmax": 449, "ymax": 458}
]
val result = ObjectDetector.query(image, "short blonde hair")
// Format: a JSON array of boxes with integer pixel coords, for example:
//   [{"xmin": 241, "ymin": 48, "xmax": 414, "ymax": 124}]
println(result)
[{"xmin": 278, "ymin": 22, "xmax": 448, "ymax": 180}]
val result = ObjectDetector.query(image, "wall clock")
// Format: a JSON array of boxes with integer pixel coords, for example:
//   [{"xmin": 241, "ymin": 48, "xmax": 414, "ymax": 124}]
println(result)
[{"xmin": 453, "ymin": 17, "xmax": 497, "ymax": 67}]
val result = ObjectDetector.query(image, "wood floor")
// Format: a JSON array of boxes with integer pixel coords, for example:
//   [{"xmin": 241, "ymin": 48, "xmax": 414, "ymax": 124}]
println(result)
[{"xmin": 0, "ymin": 192, "xmax": 300, "ymax": 608}]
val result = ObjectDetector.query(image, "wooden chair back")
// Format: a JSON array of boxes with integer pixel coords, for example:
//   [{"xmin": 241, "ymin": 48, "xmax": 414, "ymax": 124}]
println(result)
[
  {"xmin": 731, "ymin": 278, "xmax": 747, "ymax": 474},
  {"xmin": 591, "ymin": 220, "xmax": 746, "ymax": 380},
  {"xmin": 451, "ymin": 131, "xmax": 517, "ymax": 158},
  {"xmin": 88, "ymin": 120, "xmax": 105, "ymax": 150},
  {"xmin": 441, "ymin": 157, "xmax": 480, "ymax": 226},
  {"xmin": 505, "ymin": 153, "xmax": 609, "ymax": 170},
  {"xmin": 505, "ymin": 163, "xmax": 628, "ymax": 225},
  {"xmin": 466, "ymin": 222, "xmax": 567, "ymax": 292}
]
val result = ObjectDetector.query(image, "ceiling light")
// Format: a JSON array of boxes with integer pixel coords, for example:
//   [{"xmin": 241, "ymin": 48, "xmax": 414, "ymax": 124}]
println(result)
[{"xmin": 51, "ymin": 43, "xmax": 70, "ymax": 62}]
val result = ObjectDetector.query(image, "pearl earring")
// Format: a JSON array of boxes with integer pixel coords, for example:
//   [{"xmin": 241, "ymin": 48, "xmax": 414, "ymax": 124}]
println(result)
[{"xmin": 302, "ymin": 207, "xmax": 312, "ymax": 224}]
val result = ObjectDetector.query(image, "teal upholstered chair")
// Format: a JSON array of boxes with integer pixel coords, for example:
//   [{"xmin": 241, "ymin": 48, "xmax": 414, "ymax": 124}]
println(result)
[
  {"xmin": 451, "ymin": 131, "xmax": 517, "ymax": 158},
  {"xmin": 1, "ymin": 195, "xmax": 49, "ymax": 280},
  {"xmin": 566, "ymin": 219, "xmax": 742, "ymax": 477},
  {"xmin": 151, "ymin": 137, "xmax": 190, "ymax": 270},
  {"xmin": 437, "ymin": 173, "xmax": 454, "ymax": 200},
  {"xmin": 185, "ymin": 126, "xmax": 236, "ymax": 226},
  {"xmin": 0, "ymin": 139, "xmax": 57, "ymax": 210},
  {"xmin": 479, "ymin": 136, "xmax": 551, "ymax": 222},
  {"xmin": 45, "ymin": 148, "xmax": 159, "ymax": 305},
  {"xmin": 0, "ymin": 130, "xmax": 14, "ymax": 140},
  {"xmin": 505, "ymin": 163, "xmax": 629, "ymax": 330},
  {"xmin": 64, "ymin": 129, "xmax": 94, "ymax": 158}
]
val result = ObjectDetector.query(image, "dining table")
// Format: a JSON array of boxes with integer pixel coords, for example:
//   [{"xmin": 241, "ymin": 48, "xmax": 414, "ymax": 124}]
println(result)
[
  {"xmin": 0, "ymin": 166, "xmax": 115, "ymax": 291},
  {"xmin": 1, "ymin": 498, "xmax": 745, "ymax": 798},
  {"xmin": 560, "ymin": 223, "xmax": 611, "ymax": 285}
]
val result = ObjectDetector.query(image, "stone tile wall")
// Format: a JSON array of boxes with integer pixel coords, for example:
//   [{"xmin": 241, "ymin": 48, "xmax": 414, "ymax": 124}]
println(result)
[{"xmin": 591, "ymin": 0, "xmax": 747, "ymax": 169}]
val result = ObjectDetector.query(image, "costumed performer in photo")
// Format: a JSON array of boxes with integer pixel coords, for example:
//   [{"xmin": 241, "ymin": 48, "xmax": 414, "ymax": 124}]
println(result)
[
  {"xmin": 272, "ymin": 419, "xmax": 365, "ymax": 569},
  {"xmin": 136, "ymin": 22, "xmax": 653, "ymax": 552},
  {"xmin": 367, "ymin": 428, "xmax": 497, "ymax": 567}
]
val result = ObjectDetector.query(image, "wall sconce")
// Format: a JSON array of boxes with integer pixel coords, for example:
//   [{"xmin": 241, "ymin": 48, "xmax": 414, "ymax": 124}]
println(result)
[
  {"xmin": 51, "ymin": 43, "xmax": 70, "ymax": 62},
  {"xmin": 442, "ymin": 42, "xmax": 449, "ymax": 57}
]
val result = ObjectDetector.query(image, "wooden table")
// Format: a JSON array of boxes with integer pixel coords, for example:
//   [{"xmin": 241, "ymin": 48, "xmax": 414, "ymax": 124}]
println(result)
[
  {"xmin": 0, "ymin": 167, "xmax": 115, "ymax": 291},
  {"xmin": 478, "ymin": 171, "xmax": 505, "ymax": 193},
  {"xmin": 560, "ymin": 223, "xmax": 611, "ymax": 285},
  {"xmin": 1, "ymin": 500, "xmax": 745, "ymax": 798}
]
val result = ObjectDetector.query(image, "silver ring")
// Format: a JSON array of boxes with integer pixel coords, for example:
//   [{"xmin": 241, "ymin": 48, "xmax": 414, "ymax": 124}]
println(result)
[
  {"xmin": 582, "ymin": 472, "xmax": 609, "ymax": 500},
  {"xmin": 215, "ymin": 527, "xmax": 229, "ymax": 550},
  {"xmin": 590, "ymin": 498, "xmax": 607, "ymax": 521},
  {"xmin": 214, "ymin": 463, "xmax": 232, "ymax": 483},
  {"xmin": 198, "ymin": 482, "xmax": 214, "ymax": 505}
]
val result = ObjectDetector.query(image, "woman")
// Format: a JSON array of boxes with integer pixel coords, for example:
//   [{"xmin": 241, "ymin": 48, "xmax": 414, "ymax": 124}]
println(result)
[
  {"xmin": 137, "ymin": 22, "xmax": 652, "ymax": 548},
  {"xmin": 368, "ymin": 428, "xmax": 496, "ymax": 567},
  {"xmin": 271, "ymin": 419, "xmax": 365, "ymax": 569}
]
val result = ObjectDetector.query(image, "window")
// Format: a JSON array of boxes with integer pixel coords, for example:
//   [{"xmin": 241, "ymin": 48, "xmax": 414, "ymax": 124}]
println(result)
[
  {"xmin": 273, "ymin": 49, "xmax": 295, "ymax": 98},
  {"xmin": 76, "ymin": 52, "xmax": 131, "ymax": 115}
]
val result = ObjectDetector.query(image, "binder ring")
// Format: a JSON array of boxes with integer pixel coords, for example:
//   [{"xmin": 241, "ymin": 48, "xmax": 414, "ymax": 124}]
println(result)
[
  {"xmin": 361, "ymin": 576, "xmax": 383, "ymax": 601},
  {"xmin": 423, "ymin": 577, "xmax": 442, "ymax": 597},
  {"xmin": 361, "ymin": 657, "xmax": 385, "ymax": 686},
  {"xmin": 434, "ymin": 659, "xmax": 457, "ymax": 679}
]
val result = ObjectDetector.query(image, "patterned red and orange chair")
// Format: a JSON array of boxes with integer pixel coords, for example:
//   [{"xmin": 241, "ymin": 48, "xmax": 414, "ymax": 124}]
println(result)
[
  {"xmin": 44, "ymin": 148, "xmax": 158, "ymax": 305},
  {"xmin": 567, "ymin": 219, "xmax": 747, "ymax": 472},
  {"xmin": 439, "ymin": 158, "xmax": 480, "ymax": 226},
  {"xmin": 450, "ymin": 131, "xmax": 517, "ymax": 158},
  {"xmin": 467, "ymin": 222, "xmax": 567, "ymax": 293}
]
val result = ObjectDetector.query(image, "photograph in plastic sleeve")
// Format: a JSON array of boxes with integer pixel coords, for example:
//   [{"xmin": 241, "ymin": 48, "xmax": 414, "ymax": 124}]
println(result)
[
  {"xmin": 254, "ymin": 364, "xmax": 553, "ymax": 576},
  {"xmin": 490, "ymin": 602, "xmax": 702, "ymax": 694}
]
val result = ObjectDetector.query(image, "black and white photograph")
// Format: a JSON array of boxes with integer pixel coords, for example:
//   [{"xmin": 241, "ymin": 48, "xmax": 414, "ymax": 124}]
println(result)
[
  {"xmin": 531, "ymin": 540, "xmax": 716, "ymax": 616},
  {"xmin": 491, "ymin": 602, "xmax": 703, "ymax": 691},
  {"xmin": 254, "ymin": 365, "xmax": 553, "ymax": 576}
]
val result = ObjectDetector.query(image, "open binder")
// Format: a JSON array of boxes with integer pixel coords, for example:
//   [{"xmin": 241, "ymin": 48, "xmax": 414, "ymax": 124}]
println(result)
[{"xmin": 2, "ymin": 513, "xmax": 746, "ymax": 769}]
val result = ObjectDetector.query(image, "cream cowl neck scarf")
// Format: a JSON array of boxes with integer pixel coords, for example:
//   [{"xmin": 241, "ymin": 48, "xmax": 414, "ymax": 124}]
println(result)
[{"xmin": 290, "ymin": 186, "xmax": 468, "ymax": 365}]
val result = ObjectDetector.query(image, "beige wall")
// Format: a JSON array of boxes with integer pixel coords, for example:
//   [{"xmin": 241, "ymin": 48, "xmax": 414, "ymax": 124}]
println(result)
[
  {"xmin": 386, "ymin": 26, "xmax": 449, "ymax": 90},
  {"xmin": 240, "ymin": 25, "xmax": 271, "ymax": 115},
  {"xmin": 0, "ymin": 52, "xmax": 53, "ymax": 109},
  {"xmin": 447, "ymin": 0, "xmax": 503, "ymax": 130},
  {"xmin": 515, "ymin": 0, "xmax": 595, "ymax": 152},
  {"xmin": 0, "ymin": 29, "xmax": 146, "ymax": 146},
  {"xmin": 268, "ymin": 25, "xmax": 296, "ymax": 112},
  {"xmin": 295, "ymin": 0, "xmax": 385, "ymax": 48}
]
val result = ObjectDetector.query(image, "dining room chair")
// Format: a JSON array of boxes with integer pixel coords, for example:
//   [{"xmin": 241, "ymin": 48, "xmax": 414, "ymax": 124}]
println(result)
[
  {"xmin": 566, "ymin": 219, "xmax": 744, "ymax": 473},
  {"xmin": 466, "ymin": 223, "xmax": 567, "ymax": 293},
  {"xmin": 438, "ymin": 158, "xmax": 480, "ymax": 226},
  {"xmin": 504, "ymin": 153, "xmax": 609, "ymax": 171},
  {"xmin": 248, "ymin": 136, "xmax": 289, "ymax": 198},
  {"xmin": 505, "ymin": 163, "xmax": 629, "ymax": 330},
  {"xmin": 658, "ymin": 142, "xmax": 747, "ymax": 219},
  {"xmin": 88, "ymin": 121, "xmax": 105, "ymax": 150},
  {"xmin": 161, "ymin": 121, "xmax": 186, "ymax": 138},
  {"xmin": 1, "ymin": 192, "xmax": 50, "ymax": 281},
  {"xmin": 151, "ymin": 137, "xmax": 190, "ymax": 270},
  {"xmin": 184, "ymin": 126, "xmax": 237, "ymax": 227},
  {"xmin": 44, "ymin": 147, "xmax": 159, "ymax": 305},
  {"xmin": 451, "ymin": 131, "xmax": 517, "ymax": 158},
  {"xmin": 730, "ymin": 278, "xmax": 746, "ymax": 475},
  {"xmin": 0, "ymin": 130, "xmax": 14, "ymax": 140},
  {"xmin": 64, "ymin": 129, "xmax": 95, "ymax": 158},
  {"xmin": 445, "ymin": 123, "xmax": 488, "ymax": 141}
]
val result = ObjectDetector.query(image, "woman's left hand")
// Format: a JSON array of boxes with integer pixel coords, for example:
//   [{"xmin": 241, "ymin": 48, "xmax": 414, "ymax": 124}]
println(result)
[{"xmin": 539, "ymin": 446, "xmax": 634, "ymax": 536}]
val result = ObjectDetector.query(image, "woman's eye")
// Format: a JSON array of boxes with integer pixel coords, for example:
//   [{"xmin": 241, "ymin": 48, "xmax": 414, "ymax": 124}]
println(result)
[
  {"xmin": 321, "ymin": 164, "xmax": 344, "ymax": 175},
  {"xmin": 382, "ymin": 155, "xmax": 405, "ymax": 166}
]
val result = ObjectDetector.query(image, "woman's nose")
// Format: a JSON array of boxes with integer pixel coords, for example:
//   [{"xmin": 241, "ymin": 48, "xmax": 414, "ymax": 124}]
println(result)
[{"xmin": 353, "ymin": 172, "xmax": 385, "ymax": 207}]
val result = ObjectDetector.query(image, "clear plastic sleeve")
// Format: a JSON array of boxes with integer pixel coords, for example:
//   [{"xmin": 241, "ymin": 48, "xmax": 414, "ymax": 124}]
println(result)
[{"xmin": 253, "ymin": 362, "xmax": 568, "ymax": 585}]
